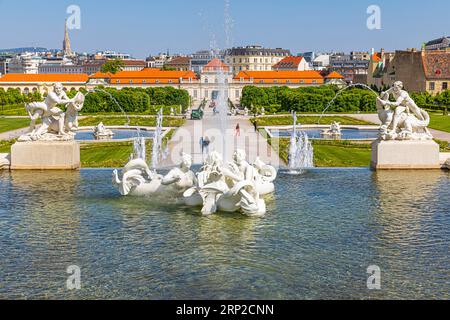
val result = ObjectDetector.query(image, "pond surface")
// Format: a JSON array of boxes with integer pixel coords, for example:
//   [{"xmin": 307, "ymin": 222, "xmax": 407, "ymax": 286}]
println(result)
[
  {"xmin": 0, "ymin": 169, "xmax": 449, "ymax": 299},
  {"xmin": 271, "ymin": 129, "xmax": 379, "ymax": 140},
  {"xmin": 75, "ymin": 130, "xmax": 154, "ymax": 141}
]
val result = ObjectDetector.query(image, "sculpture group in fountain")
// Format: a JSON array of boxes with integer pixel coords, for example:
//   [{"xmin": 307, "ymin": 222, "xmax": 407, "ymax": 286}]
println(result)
[
  {"xmin": 321, "ymin": 121, "xmax": 342, "ymax": 138},
  {"xmin": 112, "ymin": 149, "xmax": 277, "ymax": 216},
  {"xmin": 18, "ymin": 83, "xmax": 85, "ymax": 142},
  {"xmin": 376, "ymin": 81, "xmax": 432, "ymax": 141},
  {"xmin": 94, "ymin": 122, "xmax": 115, "ymax": 140}
]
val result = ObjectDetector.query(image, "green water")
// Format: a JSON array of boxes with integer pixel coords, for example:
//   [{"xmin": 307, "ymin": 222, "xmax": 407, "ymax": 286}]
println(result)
[{"xmin": 0, "ymin": 169, "xmax": 449, "ymax": 299}]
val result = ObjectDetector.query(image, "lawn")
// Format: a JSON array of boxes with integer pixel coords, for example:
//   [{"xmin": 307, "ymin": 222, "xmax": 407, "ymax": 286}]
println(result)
[
  {"xmin": 429, "ymin": 114, "xmax": 450, "ymax": 133},
  {"xmin": 0, "ymin": 117, "xmax": 30, "ymax": 134},
  {"xmin": 78, "ymin": 116, "xmax": 186, "ymax": 128},
  {"xmin": 0, "ymin": 140, "xmax": 15, "ymax": 153},
  {"xmin": 273, "ymin": 138, "xmax": 372, "ymax": 167},
  {"xmin": 80, "ymin": 129, "xmax": 174, "ymax": 168},
  {"xmin": 251, "ymin": 115, "xmax": 372, "ymax": 127},
  {"xmin": 80, "ymin": 141, "xmax": 138, "ymax": 168}
]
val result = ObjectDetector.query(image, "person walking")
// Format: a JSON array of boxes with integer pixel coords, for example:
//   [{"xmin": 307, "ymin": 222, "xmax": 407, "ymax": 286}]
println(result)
[
  {"xmin": 200, "ymin": 137, "xmax": 205, "ymax": 154},
  {"xmin": 253, "ymin": 119, "xmax": 258, "ymax": 132},
  {"xmin": 235, "ymin": 123, "xmax": 241, "ymax": 137},
  {"xmin": 204, "ymin": 136, "xmax": 211, "ymax": 154}
]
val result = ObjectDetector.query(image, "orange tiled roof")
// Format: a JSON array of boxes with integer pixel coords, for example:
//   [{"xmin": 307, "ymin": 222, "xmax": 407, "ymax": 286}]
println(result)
[
  {"xmin": 273, "ymin": 56, "xmax": 304, "ymax": 70},
  {"xmin": 203, "ymin": 58, "xmax": 230, "ymax": 72},
  {"xmin": 95, "ymin": 69, "xmax": 198, "ymax": 84},
  {"xmin": 0, "ymin": 74, "xmax": 89, "ymax": 83},
  {"xmin": 325, "ymin": 71, "xmax": 345, "ymax": 79},
  {"xmin": 234, "ymin": 70, "xmax": 324, "ymax": 83}
]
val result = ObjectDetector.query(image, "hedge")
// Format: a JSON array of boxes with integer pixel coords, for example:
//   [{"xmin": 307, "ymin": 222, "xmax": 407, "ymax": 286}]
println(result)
[{"xmin": 240, "ymin": 85, "xmax": 450, "ymax": 114}]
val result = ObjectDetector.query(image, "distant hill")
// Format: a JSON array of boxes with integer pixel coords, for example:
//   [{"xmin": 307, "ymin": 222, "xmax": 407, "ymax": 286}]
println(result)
[{"xmin": 0, "ymin": 47, "xmax": 59, "ymax": 54}]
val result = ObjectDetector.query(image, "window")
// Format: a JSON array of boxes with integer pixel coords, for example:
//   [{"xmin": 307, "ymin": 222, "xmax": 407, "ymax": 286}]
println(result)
[
  {"xmin": 429, "ymin": 82, "xmax": 435, "ymax": 90},
  {"xmin": 205, "ymin": 78, "xmax": 208, "ymax": 83},
  {"xmin": 194, "ymin": 90, "xmax": 198, "ymax": 98},
  {"xmin": 443, "ymin": 82, "xmax": 448, "ymax": 90},
  {"xmin": 143, "ymin": 80, "xmax": 146, "ymax": 84},
  {"xmin": 235, "ymin": 89, "xmax": 240, "ymax": 98}
]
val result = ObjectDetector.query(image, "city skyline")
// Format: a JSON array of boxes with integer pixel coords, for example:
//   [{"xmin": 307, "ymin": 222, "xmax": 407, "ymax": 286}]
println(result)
[{"xmin": 0, "ymin": 0, "xmax": 449, "ymax": 58}]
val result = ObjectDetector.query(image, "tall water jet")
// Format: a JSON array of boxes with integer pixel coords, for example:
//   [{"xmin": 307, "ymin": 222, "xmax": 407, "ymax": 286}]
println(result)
[
  {"xmin": 289, "ymin": 112, "xmax": 314, "ymax": 173},
  {"xmin": 152, "ymin": 108, "xmax": 164, "ymax": 169},
  {"xmin": 132, "ymin": 134, "xmax": 146, "ymax": 161}
]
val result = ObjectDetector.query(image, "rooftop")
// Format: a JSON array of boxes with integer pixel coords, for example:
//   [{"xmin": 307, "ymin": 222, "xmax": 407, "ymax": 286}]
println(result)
[
  {"xmin": 272, "ymin": 56, "xmax": 305, "ymax": 70},
  {"xmin": 203, "ymin": 58, "xmax": 230, "ymax": 72},
  {"xmin": 0, "ymin": 73, "xmax": 89, "ymax": 83}
]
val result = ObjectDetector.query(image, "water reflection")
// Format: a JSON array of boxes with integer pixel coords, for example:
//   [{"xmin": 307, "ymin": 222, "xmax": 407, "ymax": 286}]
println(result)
[{"xmin": 0, "ymin": 169, "xmax": 448, "ymax": 299}]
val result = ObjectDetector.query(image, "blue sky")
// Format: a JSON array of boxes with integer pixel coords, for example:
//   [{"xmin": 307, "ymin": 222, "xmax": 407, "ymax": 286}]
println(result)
[{"xmin": 0, "ymin": 0, "xmax": 448, "ymax": 58}]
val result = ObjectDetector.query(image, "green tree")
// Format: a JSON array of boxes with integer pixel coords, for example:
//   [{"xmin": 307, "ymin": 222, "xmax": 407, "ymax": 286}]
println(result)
[{"xmin": 100, "ymin": 59, "xmax": 125, "ymax": 74}]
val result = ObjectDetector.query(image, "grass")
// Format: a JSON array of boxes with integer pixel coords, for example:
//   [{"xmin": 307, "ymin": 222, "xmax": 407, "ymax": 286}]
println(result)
[
  {"xmin": 429, "ymin": 113, "xmax": 450, "ymax": 133},
  {"xmin": 272, "ymin": 138, "xmax": 372, "ymax": 167},
  {"xmin": 0, "ymin": 117, "xmax": 30, "ymax": 134},
  {"xmin": 435, "ymin": 139, "xmax": 450, "ymax": 152},
  {"xmin": 80, "ymin": 129, "xmax": 174, "ymax": 168},
  {"xmin": 251, "ymin": 115, "xmax": 372, "ymax": 127},
  {"xmin": 80, "ymin": 141, "xmax": 138, "ymax": 168},
  {"xmin": 0, "ymin": 140, "xmax": 15, "ymax": 153},
  {"xmin": 78, "ymin": 116, "xmax": 185, "ymax": 128}
]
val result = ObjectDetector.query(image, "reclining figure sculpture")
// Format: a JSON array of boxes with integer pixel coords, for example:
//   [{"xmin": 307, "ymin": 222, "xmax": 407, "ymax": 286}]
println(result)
[{"xmin": 112, "ymin": 149, "xmax": 277, "ymax": 216}]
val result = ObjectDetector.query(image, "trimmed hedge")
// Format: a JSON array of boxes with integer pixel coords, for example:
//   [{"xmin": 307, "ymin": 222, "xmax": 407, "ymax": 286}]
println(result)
[
  {"xmin": 83, "ymin": 87, "xmax": 190, "ymax": 114},
  {"xmin": 241, "ymin": 85, "xmax": 450, "ymax": 114}
]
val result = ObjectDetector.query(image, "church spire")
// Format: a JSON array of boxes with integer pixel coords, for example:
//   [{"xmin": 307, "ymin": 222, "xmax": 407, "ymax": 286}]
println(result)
[{"xmin": 63, "ymin": 19, "xmax": 73, "ymax": 57}]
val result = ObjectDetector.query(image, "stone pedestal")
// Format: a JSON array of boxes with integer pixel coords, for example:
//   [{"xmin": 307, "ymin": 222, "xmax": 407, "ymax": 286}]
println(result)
[
  {"xmin": 371, "ymin": 140, "xmax": 441, "ymax": 170},
  {"xmin": 11, "ymin": 141, "xmax": 80, "ymax": 170}
]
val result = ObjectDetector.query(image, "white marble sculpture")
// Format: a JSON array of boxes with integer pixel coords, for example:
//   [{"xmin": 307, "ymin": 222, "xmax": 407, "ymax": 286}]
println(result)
[
  {"xmin": 19, "ymin": 83, "xmax": 85, "ymax": 142},
  {"xmin": 113, "ymin": 149, "xmax": 277, "ymax": 216},
  {"xmin": 94, "ymin": 122, "xmax": 115, "ymax": 140},
  {"xmin": 321, "ymin": 121, "xmax": 342, "ymax": 138},
  {"xmin": 376, "ymin": 81, "xmax": 432, "ymax": 141},
  {"xmin": 112, "ymin": 153, "xmax": 196, "ymax": 197}
]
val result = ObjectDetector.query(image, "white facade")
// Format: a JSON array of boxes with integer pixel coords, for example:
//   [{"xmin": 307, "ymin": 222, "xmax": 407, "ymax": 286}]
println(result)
[
  {"xmin": 8, "ymin": 54, "xmax": 44, "ymax": 74},
  {"xmin": 312, "ymin": 54, "xmax": 330, "ymax": 70}
]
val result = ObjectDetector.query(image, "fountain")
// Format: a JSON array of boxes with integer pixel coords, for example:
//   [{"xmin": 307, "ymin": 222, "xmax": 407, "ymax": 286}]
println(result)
[
  {"xmin": 132, "ymin": 135, "xmax": 146, "ymax": 161},
  {"xmin": 93, "ymin": 122, "xmax": 115, "ymax": 140},
  {"xmin": 320, "ymin": 121, "xmax": 342, "ymax": 139},
  {"xmin": 151, "ymin": 108, "xmax": 164, "ymax": 169},
  {"xmin": 288, "ymin": 112, "xmax": 314, "ymax": 174},
  {"xmin": 112, "ymin": 149, "xmax": 277, "ymax": 216},
  {"xmin": 87, "ymin": 88, "xmax": 131, "ymax": 126},
  {"xmin": 318, "ymin": 83, "xmax": 379, "ymax": 125}
]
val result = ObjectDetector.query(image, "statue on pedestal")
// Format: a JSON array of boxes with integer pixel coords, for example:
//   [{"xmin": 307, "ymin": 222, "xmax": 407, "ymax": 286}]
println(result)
[
  {"xmin": 19, "ymin": 83, "xmax": 85, "ymax": 142},
  {"xmin": 376, "ymin": 81, "xmax": 432, "ymax": 141}
]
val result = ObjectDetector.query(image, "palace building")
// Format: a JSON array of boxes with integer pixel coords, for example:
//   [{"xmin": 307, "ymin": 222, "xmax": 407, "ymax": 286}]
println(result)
[{"xmin": 0, "ymin": 59, "xmax": 343, "ymax": 103}]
